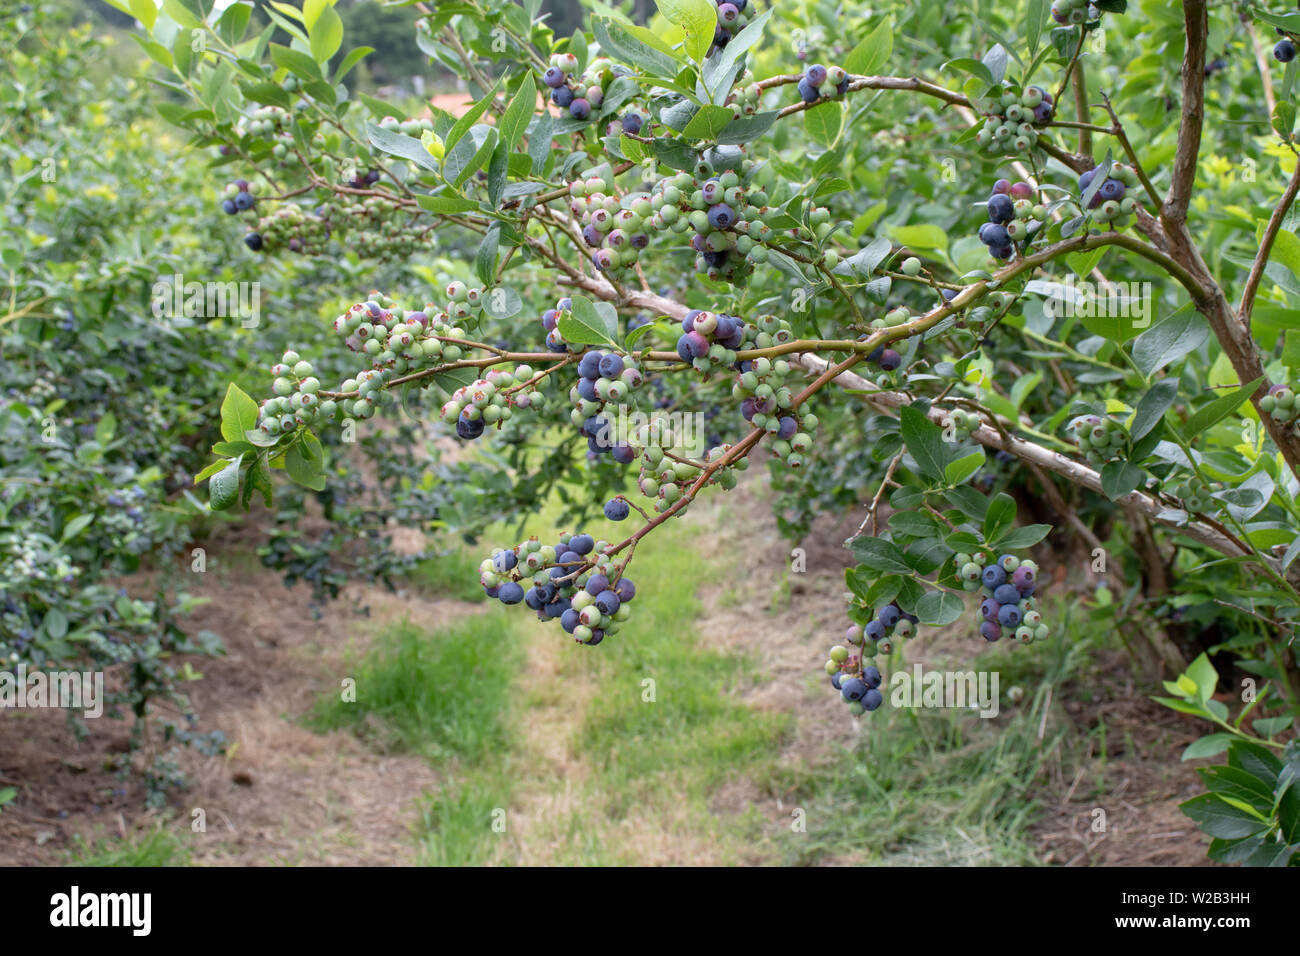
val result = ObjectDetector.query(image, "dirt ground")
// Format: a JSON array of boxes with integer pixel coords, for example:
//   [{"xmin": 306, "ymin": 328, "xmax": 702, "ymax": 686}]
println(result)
[{"xmin": 0, "ymin": 471, "xmax": 1213, "ymax": 866}]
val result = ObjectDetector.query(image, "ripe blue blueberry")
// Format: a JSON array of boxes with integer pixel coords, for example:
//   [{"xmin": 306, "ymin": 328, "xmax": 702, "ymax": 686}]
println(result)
[
  {"xmin": 586, "ymin": 573, "xmax": 610, "ymax": 595},
  {"xmin": 621, "ymin": 112, "xmax": 643, "ymax": 135},
  {"xmin": 598, "ymin": 353, "xmax": 624, "ymax": 378},
  {"xmin": 594, "ymin": 590, "xmax": 621, "ymax": 615},
  {"xmin": 878, "ymin": 605, "xmax": 901, "ymax": 628},
  {"xmin": 614, "ymin": 578, "xmax": 636, "ymax": 602},
  {"xmin": 244, "ymin": 233, "xmax": 263, "ymax": 251},
  {"xmin": 234, "ymin": 191, "xmax": 254, "ymax": 211},
  {"xmin": 997, "ymin": 604, "xmax": 1022, "ymax": 627},
  {"xmin": 560, "ymin": 608, "xmax": 580, "ymax": 632},
  {"xmin": 569, "ymin": 533, "xmax": 595, "ymax": 555},
  {"xmin": 1099, "ymin": 179, "xmax": 1125, "ymax": 201},
  {"xmin": 797, "ymin": 77, "xmax": 819, "ymax": 103},
  {"xmin": 831, "ymin": 672, "xmax": 843, "ymax": 690},
  {"xmin": 221, "ymin": 199, "xmax": 237, "ymax": 215},
  {"xmin": 982, "ymin": 564, "xmax": 1007, "ymax": 588},
  {"xmin": 987, "ymin": 193, "xmax": 1014, "ymax": 224},
  {"xmin": 707, "ymin": 203, "xmax": 736, "ymax": 230},
  {"xmin": 862, "ymin": 665, "xmax": 882, "ymax": 689},
  {"xmin": 993, "ymin": 583, "xmax": 1020, "ymax": 606},
  {"xmin": 865, "ymin": 619, "xmax": 886, "ymax": 640},
  {"xmin": 840, "ymin": 677, "xmax": 867, "ymax": 702},
  {"xmin": 1276, "ymin": 39, "xmax": 1297, "ymax": 63},
  {"xmin": 570, "ymin": 98, "xmax": 591, "ymax": 120},
  {"xmin": 579, "ymin": 351, "xmax": 604, "ymax": 379},
  {"xmin": 980, "ymin": 597, "xmax": 1000, "ymax": 621},
  {"xmin": 805, "ymin": 64, "xmax": 828, "ymax": 86},
  {"xmin": 878, "ymin": 349, "xmax": 902, "ymax": 371},
  {"xmin": 552, "ymin": 86, "xmax": 574, "ymax": 108},
  {"xmin": 457, "ymin": 413, "xmax": 485, "ymax": 439},
  {"xmin": 544, "ymin": 66, "xmax": 566, "ymax": 88},
  {"xmin": 497, "ymin": 581, "xmax": 525, "ymax": 605},
  {"xmin": 493, "ymin": 550, "xmax": 518, "ymax": 573},
  {"xmin": 979, "ymin": 620, "xmax": 1002, "ymax": 642},
  {"xmin": 604, "ymin": 498, "xmax": 631, "ymax": 521},
  {"xmin": 862, "ymin": 688, "xmax": 883, "ymax": 711}
]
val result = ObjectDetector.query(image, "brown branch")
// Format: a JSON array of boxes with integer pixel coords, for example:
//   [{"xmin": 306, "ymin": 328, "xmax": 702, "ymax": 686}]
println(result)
[
  {"xmin": 1238, "ymin": 158, "xmax": 1300, "ymax": 328},
  {"xmin": 1165, "ymin": 0, "xmax": 1208, "ymax": 227}
]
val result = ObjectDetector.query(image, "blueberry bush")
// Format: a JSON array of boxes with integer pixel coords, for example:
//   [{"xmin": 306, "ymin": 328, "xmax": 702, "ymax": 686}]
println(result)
[{"xmin": 103, "ymin": 0, "xmax": 1300, "ymax": 860}]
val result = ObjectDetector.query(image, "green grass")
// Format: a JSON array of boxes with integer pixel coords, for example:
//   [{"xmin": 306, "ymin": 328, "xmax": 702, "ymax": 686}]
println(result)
[
  {"xmin": 408, "ymin": 546, "xmax": 491, "ymax": 602},
  {"xmin": 765, "ymin": 602, "xmax": 1102, "ymax": 866},
  {"xmin": 416, "ymin": 761, "xmax": 516, "ymax": 866},
  {"xmin": 569, "ymin": 515, "xmax": 793, "ymax": 830},
  {"xmin": 65, "ymin": 828, "xmax": 190, "ymax": 866},
  {"xmin": 307, "ymin": 614, "xmax": 515, "ymax": 764}
]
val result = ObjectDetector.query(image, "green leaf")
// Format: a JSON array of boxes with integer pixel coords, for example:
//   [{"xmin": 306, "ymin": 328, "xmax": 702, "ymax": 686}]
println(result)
[
  {"xmin": 44, "ymin": 608, "xmax": 68, "ymax": 640},
  {"xmin": 216, "ymin": 1, "xmax": 251, "ymax": 45},
  {"xmin": 366, "ymin": 122, "xmax": 440, "ymax": 172},
  {"xmin": 1179, "ymin": 793, "xmax": 1269, "ymax": 839},
  {"xmin": 1185, "ymin": 652, "xmax": 1219, "ymax": 703},
  {"xmin": 445, "ymin": 76, "xmax": 502, "ymax": 155},
  {"xmin": 1100, "ymin": 460, "xmax": 1143, "ymax": 500},
  {"xmin": 474, "ymin": 223, "xmax": 500, "ymax": 286},
  {"xmin": 269, "ymin": 44, "xmax": 323, "ymax": 82},
  {"xmin": 500, "ymin": 73, "xmax": 536, "ymax": 152},
  {"xmin": 284, "ymin": 442, "xmax": 326, "ymax": 491},
  {"xmin": 591, "ymin": 16, "xmax": 681, "ymax": 77},
  {"xmin": 656, "ymin": 0, "xmax": 716, "ymax": 64},
  {"xmin": 944, "ymin": 485, "xmax": 989, "ymax": 521},
  {"xmin": 416, "ymin": 193, "xmax": 479, "ymax": 215},
  {"xmin": 916, "ymin": 590, "xmax": 964, "ymax": 626},
  {"xmin": 995, "ymin": 523, "xmax": 1052, "ymax": 549},
  {"xmin": 1228, "ymin": 740, "xmax": 1284, "ymax": 788},
  {"xmin": 682, "ymin": 104, "xmax": 735, "ymax": 140},
  {"xmin": 900, "ymin": 405, "xmax": 949, "ymax": 482},
  {"xmin": 1130, "ymin": 379, "xmax": 1178, "ymax": 441},
  {"xmin": 848, "ymin": 536, "xmax": 913, "ymax": 574},
  {"xmin": 308, "ymin": 4, "xmax": 343, "ymax": 64},
  {"xmin": 1131, "ymin": 305, "xmax": 1208, "ymax": 376},
  {"xmin": 1183, "ymin": 377, "xmax": 1263, "ymax": 438},
  {"xmin": 943, "ymin": 57, "xmax": 994, "ymax": 85},
  {"xmin": 1027, "ymin": 0, "xmax": 1046, "ymax": 54},
  {"xmin": 220, "ymin": 383, "xmax": 259, "ymax": 443},
  {"xmin": 844, "ymin": 18, "xmax": 893, "ymax": 76},
  {"xmin": 803, "ymin": 101, "xmax": 842, "ymax": 148},
  {"xmin": 333, "ymin": 45, "xmax": 373, "ymax": 84},
  {"xmin": 559, "ymin": 296, "xmax": 618, "ymax": 345},
  {"xmin": 1181, "ymin": 733, "xmax": 1233, "ymax": 760},
  {"xmin": 1198, "ymin": 765, "xmax": 1274, "ymax": 812},
  {"xmin": 209, "ymin": 456, "xmax": 244, "ymax": 511},
  {"xmin": 60, "ymin": 513, "xmax": 95, "ymax": 543},
  {"xmin": 945, "ymin": 450, "xmax": 985, "ymax": 485},
  {"xmin": 982, "ymin": 493, "xmax": 1016, "ymax": 543},
  {"xmin": 718, "ymin": 110, "xmax": 779, "ymax": 145}
]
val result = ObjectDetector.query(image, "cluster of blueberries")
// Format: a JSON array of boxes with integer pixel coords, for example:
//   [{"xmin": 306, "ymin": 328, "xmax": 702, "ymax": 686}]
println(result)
[
  {"xmin": 1077, "ymin": 162, "xmax": 1140, "ymax": 226},
  {"xmin": 1069, "ymin": 414, "xmax": 1128, "ymax": 466},
  {"xmin": 709, "ymin": 0, "xmax": 756, "ymax": 56},
  {"xmin": 567, "ymin": 347, "xmax": 644, "ymax": 464},
  {"xmin": 824, "ymin": 602, "xmax": 921, "ymax": 716},
  {"xmin": 219, "ymin": 179, "xmax": 256, "ymax": 216},
  {"xmin": 973, "ymin": 86, "xmax": 1054, "ymax": 155},
  {"xmin": 957, "ymin": 553, "xmax": 1048, "ymax": 644},
  {"xmin": 569, "ymin": 173, "xmax": 652, "ymax": 274},
  {"xmin": 977, "ymin": 179, "xmax": 1046, "ymax": 262},
  {"xmin": 796, "ymin": 63, "xmax": 850, "ymax": 104},
  {"xmin": 479, "ymin": 533, "xmax": 637, "ymax": 645},
  {"xmin": 1260, "ymin": 383, "xmax": 1300, "ymax": 425}
]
